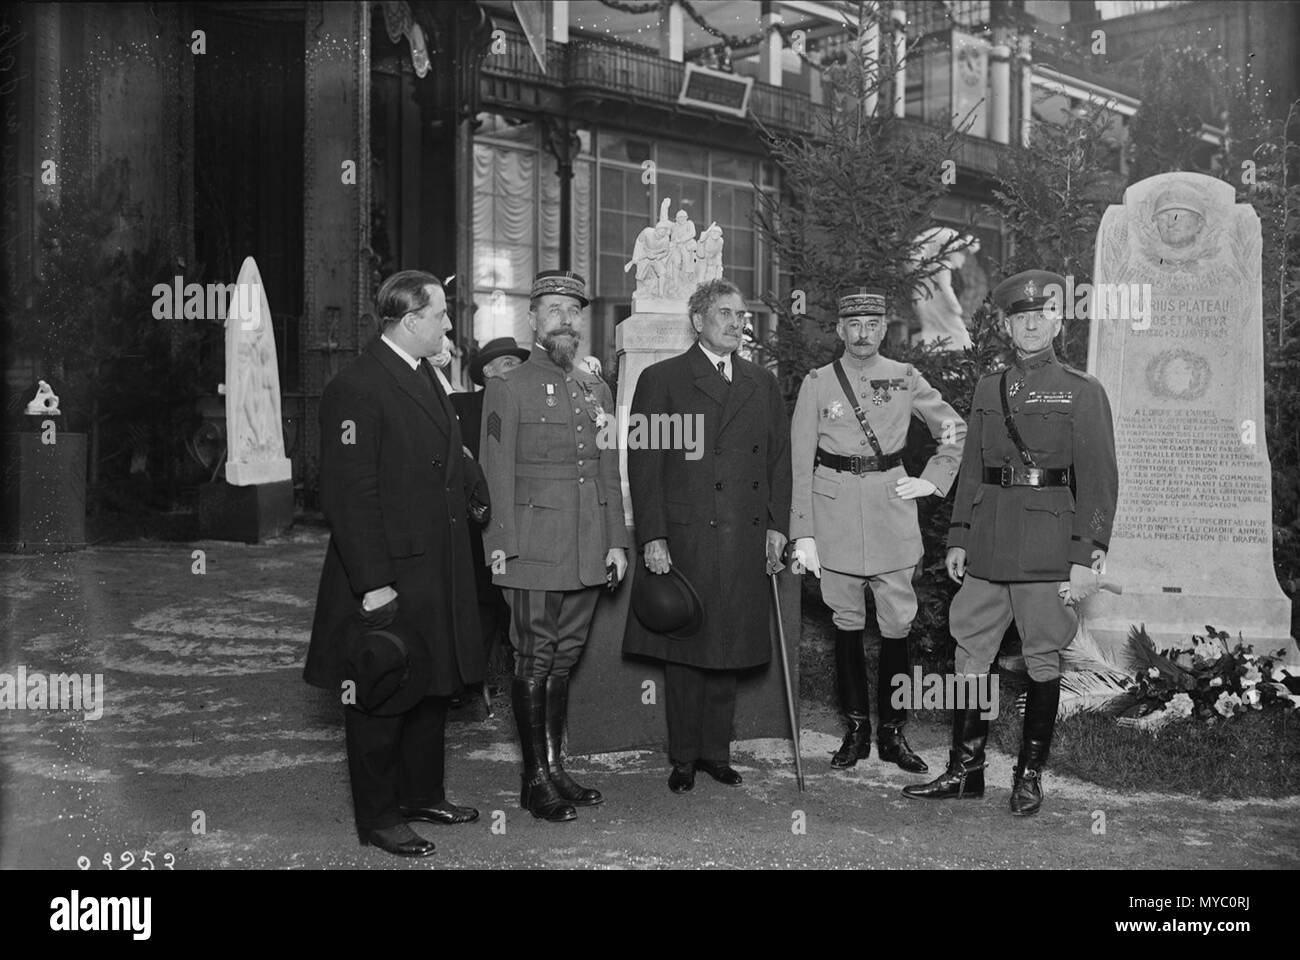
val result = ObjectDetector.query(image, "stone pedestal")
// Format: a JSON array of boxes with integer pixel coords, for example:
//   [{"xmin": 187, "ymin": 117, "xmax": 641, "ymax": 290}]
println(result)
[
  {"xmin": 566, "ymin": 308, "xmax": 804, "ymax": 754},
  {"xmin": 197, "ymin": 479, "xmax": 294, "ymax": 543},
  {"xmin": 1, "ymin": 432, "xmax": 86, "ymax": 552},
  {"xmin": 568, "ymin": 552, "xmax": 802, "ymax": 755},
  {"xmin": 1085, "ymin": 171, "xmax": 1295, "ymax": 662}
]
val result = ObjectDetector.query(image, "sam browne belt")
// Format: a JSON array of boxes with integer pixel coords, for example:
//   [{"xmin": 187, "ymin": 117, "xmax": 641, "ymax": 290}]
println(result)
[
  {"xmin": 816, "ymin": 448, "xmax": 905, "ymax": 475},
  {"xmin": 982, "ymin": 465, "xmax": 1072, "ymax": 487}
]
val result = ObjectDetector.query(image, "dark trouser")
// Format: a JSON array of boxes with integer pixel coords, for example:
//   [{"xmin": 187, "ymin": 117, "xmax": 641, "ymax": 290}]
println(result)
[
  {"xmin": 663, "ymin": 662, "xmax": 737, "ymax": 765},
  {"xmin": 505, "ymin": 587, "xmax": 601, "ymax": 679},
  {"xmin": 480, "ymin": 593, "xmax": 513, "ymax": 676},
  {"xmin": 344, "ymin": 695, "xmax": 448, "ymax": 832}
]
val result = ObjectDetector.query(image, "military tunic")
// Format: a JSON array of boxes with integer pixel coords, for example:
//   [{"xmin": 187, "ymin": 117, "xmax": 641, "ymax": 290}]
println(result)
[
  {"xmin": 481, "ymin": 346, "xmax": 630, "ymax": 592},
  {"xmin": 790, "ymin": 353, "xmax": 965, "ymax": 576},
  {"xmin": 947, "ymin": 350, "xmax": 1117, "ymax": 580}
]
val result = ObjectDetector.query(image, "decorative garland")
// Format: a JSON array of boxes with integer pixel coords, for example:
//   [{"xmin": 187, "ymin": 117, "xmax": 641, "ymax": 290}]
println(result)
[{"xmin": 596, "ymin": 0, "xmax": 665, "ymax": 15}]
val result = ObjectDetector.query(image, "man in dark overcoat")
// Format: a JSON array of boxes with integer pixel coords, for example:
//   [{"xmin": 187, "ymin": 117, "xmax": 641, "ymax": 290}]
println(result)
[
  {"xmin": 623, "ymin": 278, "xmax": 793, "ymax": 793},
  {"xmin": 304, "ymin": 269, "xmax": 486, "ymax": 857}
]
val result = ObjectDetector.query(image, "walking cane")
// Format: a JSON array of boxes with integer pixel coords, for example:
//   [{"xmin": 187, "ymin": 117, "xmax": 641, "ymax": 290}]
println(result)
[{"xmin": 769, "ymin": 572, "xmax": 806, "ymax": 792}]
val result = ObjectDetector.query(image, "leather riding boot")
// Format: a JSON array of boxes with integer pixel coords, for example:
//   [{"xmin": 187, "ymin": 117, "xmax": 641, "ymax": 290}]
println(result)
[
  {"xmin": 511, "ymin": 677, "xmax": 576, "ymax": 822},
  {"xmin": 1010, "ymin": 677, "xmax": 1060, "ymax": 817},
  {"xmin": 901, "ymin": 706, "xmax": 988, "ymax": 800},
  {"xmin": 831, "ymin": 628, "xmax": 871, "ymax": 768},
  {"xmin": 544, "ymin": 675, "xmax": 603, "ymax": 806},
  {"xmin": 875, "ymin": 634, "xmax": 928, "ymax": 773}
]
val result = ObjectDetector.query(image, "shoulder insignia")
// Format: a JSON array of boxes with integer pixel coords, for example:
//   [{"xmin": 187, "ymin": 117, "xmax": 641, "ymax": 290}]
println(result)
[
  {"xmin": 1061, "ymin": 364, "xmax": 1091, "ymax": 381},
  {"xmin": 487, "ymin": 411, "xmax": 501, "ymax": 442}
]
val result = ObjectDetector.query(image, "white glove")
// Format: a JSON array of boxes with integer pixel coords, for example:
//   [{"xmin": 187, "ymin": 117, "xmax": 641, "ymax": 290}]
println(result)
[
  {"xmin": 895, "ymin": 476, "xmax": 937, "ymax": 500},
  {"xmin": 429, "ymin": 347, "xmax": 452, "ymax": 368},
  {"xmin": 580, "ymin": 355, "xmax": 602, "ymax": 376},
  {"xmin": 791, "ymin": 537, "xmax": 821, "ymax": 579}
]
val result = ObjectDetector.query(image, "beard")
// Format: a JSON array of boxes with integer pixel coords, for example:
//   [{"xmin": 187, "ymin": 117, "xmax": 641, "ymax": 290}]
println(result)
[{"xmin": 541, "ymin": 328, "xmax": 579, "ymax": 369}]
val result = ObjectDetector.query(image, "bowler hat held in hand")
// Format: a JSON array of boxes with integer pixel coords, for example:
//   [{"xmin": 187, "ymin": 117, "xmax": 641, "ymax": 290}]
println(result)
[{"xmin": 631, "ymin": 565, "xmax": 704, "ymax": 640}]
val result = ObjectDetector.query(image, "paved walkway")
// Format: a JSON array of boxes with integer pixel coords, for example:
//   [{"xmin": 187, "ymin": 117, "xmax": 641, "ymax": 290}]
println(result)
[{"xmin": 2, "ymin": 531, "xmax": 1296, "ymax": 869}]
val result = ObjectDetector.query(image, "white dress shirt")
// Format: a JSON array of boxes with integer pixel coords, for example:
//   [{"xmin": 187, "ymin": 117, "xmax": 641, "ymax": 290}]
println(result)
[{"xmin": 698, "ymin": 342, "xmax": 733, "ymax": 382}]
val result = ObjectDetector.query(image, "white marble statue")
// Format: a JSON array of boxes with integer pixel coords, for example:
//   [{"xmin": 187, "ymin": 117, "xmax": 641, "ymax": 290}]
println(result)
[
  {"xmin": 668, "ymin": 208, "xmax": 698, "ymax": 298},
  {"xmin": 625, "ymin": 198, "xmax": 674, "ymax": 301},
  {"xmin": 221, "ymin": 256, "xmax": 292, "ymax": 485},
  {"xmin": 909, "ymin": 227, "xmax": 981, "ymax": 351},
  {"xmin": 25, "ymin": 380, "xmax": 60, "ymax": 416},
  {"xmin": 696, "ymin": 221, "xmax": 724, "ymax": 283}
]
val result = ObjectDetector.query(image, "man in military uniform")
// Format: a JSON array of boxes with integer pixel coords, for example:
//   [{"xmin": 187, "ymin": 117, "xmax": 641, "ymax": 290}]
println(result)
[
  {"xmin": 480, "ymin": 271, "xmax": 630, "ymax": 822},
  {"xmin": 903, "ymin": 270, "xmax": 1118, "ymax": 816},
  {"xmin": 789, "ymin": 289, "xmax": 965, "ymax": 773}
]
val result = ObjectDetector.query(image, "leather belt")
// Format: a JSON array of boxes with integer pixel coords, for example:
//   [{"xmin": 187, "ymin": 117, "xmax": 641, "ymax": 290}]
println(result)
[
  {"xmin": 983, "ymin": 465, "xmax": 1072, "ymax": 487},
  {"xmin": 816, "ymin": 448, "xmax": 904, "ymax": 475}
]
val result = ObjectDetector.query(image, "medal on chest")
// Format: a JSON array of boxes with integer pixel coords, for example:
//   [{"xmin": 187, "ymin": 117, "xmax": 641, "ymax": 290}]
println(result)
[
  {"xmin": 545, "ymin": 383, "xmax": 557, "ymax": 408},
  {"xmin": 870, "ymin": 378, "xmax": 905, "ymax": 406},
  {"xmin": 1008, "ymin": 377, "xmax": 1024, "ymax": 398}
]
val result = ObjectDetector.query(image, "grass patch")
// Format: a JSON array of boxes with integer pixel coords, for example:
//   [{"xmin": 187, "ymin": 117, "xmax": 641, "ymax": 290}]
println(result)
[{"xmin": 990, "ymin": 675, "xmax": 1300, "ymax": 800}]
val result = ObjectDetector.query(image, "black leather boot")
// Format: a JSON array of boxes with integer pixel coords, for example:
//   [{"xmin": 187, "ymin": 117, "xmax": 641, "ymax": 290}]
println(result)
[
  {"xmin": 876, "ymin": 634, "xmax": 928, "ymax": 773},
  {"xmin": 830, "ymin": 628, "xmax": 871, "ymax": 768},
  {"xmin": 1010, "ymin": 677, "xmax": 1060, "ymax": 817},
  {"xmin": 901, "ymin": 706, "xmax": 988, "ymax": 800},
  {"xmin": 511, "ymin": 677, "xmax": 577, "ymax": 822},
  {"xmin": 545, "ymin": 674, "xmax": 603, "ymax": 806}
]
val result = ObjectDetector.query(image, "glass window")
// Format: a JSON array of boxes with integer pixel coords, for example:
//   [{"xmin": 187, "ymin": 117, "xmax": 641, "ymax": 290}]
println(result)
[
  {"xmin": 599, "ymin": 132, "xmax": 652, "ymax": 165},
  {"xmin": 657, "ymin": 142, "xmax": 708, "ymax": 176},
  {"xmin": 711, "ymin": 153, "xmax": 756, "ymax": 183}
]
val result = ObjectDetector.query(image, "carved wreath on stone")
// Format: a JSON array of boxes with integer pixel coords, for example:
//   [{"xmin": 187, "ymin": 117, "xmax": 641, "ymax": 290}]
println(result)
[{"xmin": 1144, "ymin": 348, "xmax": 1212, "ymax": 402}]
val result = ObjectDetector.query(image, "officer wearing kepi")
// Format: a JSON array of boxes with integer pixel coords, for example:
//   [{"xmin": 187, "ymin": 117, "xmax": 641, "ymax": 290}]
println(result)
[
  {"xmin": 790, "ymin": 289, "xmax": 965, "ymax": 772},
  {"xmin": 480, "ymin": 270, "xmax": 630, "ymax": 823},
  {"xmin": 903, "ymin": 270, "xmax": 1117, "ymax": 816}
]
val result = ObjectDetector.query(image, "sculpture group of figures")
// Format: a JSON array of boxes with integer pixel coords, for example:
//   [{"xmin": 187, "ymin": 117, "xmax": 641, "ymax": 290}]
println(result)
[{"xmin": 625, "ymin": 197, "xmax": 725, "ymax": 301}]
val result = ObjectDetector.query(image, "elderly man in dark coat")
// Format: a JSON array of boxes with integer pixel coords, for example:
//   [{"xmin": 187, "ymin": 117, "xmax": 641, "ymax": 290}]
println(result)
[
  {"xmin": 623, "ymin": 278, "xmax": 793, "ymax": 793},
  {"xmin": 304, "ymin": 269, "xmax": 486, "ymax": 858}
]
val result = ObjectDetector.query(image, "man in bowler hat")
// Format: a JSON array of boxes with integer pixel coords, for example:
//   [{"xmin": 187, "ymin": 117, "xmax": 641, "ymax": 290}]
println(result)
[
  {"xmin": 452, "ymin": 338, "xmax": 530, "ymax": 684},
  {"xmin": 305, "ymin": 269, "xmax": 486, "ymax": 857}
]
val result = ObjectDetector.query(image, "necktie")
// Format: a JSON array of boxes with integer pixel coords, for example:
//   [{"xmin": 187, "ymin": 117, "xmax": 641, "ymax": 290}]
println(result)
[
  {"xmin": 418, "ymin": 360, "xmax": 442, "ymax": 395},
  {"xmin": 717, "ymin": 360, "xmax": 730, "ymax": 383}
]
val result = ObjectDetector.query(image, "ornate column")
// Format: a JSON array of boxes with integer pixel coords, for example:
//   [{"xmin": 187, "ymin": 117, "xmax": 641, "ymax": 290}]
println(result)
[{"xmin": 301, "ymin": 0, "xmax": 370, "ymax": 491}]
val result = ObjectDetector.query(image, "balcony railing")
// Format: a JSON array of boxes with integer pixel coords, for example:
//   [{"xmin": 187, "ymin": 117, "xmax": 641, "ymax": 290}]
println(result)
[{"xmin": 482, "ymin": 26, "xmax": 821, "ymax": 135}]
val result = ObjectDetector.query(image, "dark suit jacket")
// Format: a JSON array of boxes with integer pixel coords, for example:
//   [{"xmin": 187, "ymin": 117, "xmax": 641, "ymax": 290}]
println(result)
[
  {"xmin": 450, "ymin": 389, "xmax": 484, "ymax": 460},
  {"xmin": 305, "ymin": 337, "xmax": 486, "ymax": 698},
  {"xmin": 622, "ymin": 343, "xmax": 792, "ymax": 669}
]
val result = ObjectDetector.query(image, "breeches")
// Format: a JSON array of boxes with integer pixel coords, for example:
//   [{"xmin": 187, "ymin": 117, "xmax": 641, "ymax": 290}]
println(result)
[
  {"xmin": 504, "ymin": 587, "xmax": 600, "ymax": 679},
  {"xmin": 820, "ymin": 566, "xmax": 918, "ymax": 638},
  {"xmin": 950, "ymin": 575, "xmax": 1077, "ymax": 681}
]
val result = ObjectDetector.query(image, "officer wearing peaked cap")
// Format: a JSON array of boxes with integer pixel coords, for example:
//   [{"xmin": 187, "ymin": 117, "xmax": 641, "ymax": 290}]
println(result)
[
  {"xmin": 480, "ymin": 269, "xmax": 630, "ymax": 824},
  {"xmin": 903, "ymin": 269, "xmax": 1118, "ymax": 816},
  {"xmin": 790, "ymin": 288, "xmax": 965, "ymax": 773}
]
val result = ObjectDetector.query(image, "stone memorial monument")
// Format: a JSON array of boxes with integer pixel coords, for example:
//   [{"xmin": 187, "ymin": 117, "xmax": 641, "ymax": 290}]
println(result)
[
  {"xmin": 567, "ymin": 203, "xmax": 802, "ymax": 754},
  {"xmin": 198, "ymin": 256, "xmax": 295, "ymax": 542},
  {"xmin": 1084, "ymin": 172, "xmax": 1295, "ymax": 663}
]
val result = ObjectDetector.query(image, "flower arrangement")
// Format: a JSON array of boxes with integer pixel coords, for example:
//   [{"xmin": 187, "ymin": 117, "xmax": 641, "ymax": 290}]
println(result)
[{"xmin": 1118, "ymin": 625, "xmax": 1299, "ymax": 730}]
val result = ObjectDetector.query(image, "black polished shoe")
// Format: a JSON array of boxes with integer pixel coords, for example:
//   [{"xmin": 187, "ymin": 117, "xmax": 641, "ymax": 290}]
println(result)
[
  {"xmin": 512, "ymin": 677, "xmax": 577, "ymax": 822},
  {"xmin": 877, "ymin": 722, "xmax": 929, "ymax": 773},
  {"xmin": 668, "ymin": 762, "xmax": 695, "ymax": 793},
  {"xmin": 1010, "ymin": 678, "xmax": 1060, "ymax": 817},
  {"xmin": 696, "ymin": 759, "xmax": 743, "ymax": 786},
  {"xmin": 830, "ymin": 713, "xmax": 872, "ymax": 768},
  {"xmin": 359, "ymin": 823, "xmax": 436, "ymax": 858},
  {"xmin": 399, "ymin": 801, "xmax": 480, "ymax": 825}
]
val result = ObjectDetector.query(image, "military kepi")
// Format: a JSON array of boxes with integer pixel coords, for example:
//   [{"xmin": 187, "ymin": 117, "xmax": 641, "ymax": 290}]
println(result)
[
  {"xmin": 992, "ymin": 269, "xmax": 1067, "ymax": 317},
  {"xmin": 838, "ymin": 288, "xmax": 887, "ymax": 318},
  {"xmin": 531, "ymin": 269, "xmax": 589, "ymax": 307}
]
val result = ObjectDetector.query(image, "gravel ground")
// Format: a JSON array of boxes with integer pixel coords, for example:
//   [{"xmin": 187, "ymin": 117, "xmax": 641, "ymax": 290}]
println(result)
[{"xmin": 2, "ymin": 530, "xmax": 1296, "ymax": 870}]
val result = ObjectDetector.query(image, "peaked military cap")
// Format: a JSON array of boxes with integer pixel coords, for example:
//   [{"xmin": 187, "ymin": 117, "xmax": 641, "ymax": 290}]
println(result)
[
  {"xmin": 992, "ymin": 270, "xmax": 1067, "ymax": 317},
  {"xmin": 838, "ymin": 288, "xmax": 887, "ymax": 318},
  {"xmin": 530, "ymin": 269, "xmax": 589, "ymax": 307}
]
